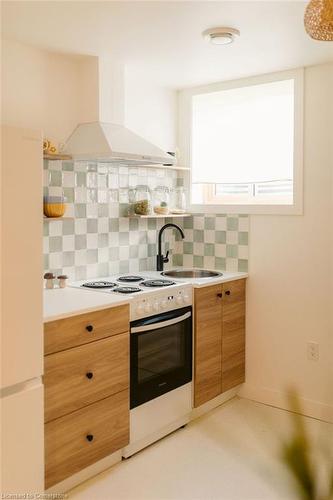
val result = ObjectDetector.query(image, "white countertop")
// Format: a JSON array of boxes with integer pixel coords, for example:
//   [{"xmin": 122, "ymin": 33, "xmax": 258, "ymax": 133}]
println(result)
[
  {"xmin": 188, "ymin": 270, "xmax": 248, "ymax": 287},
  {"xmin": 43, "ymin": 270, "xmax": 248, "ymax": 322},
  {"xmin": 43, "ymin": 287, "xmax": 131, "ymax": 323},
  {"xmin": 142, "ymin": 269, "xmax": 248, "ymax": 288}
]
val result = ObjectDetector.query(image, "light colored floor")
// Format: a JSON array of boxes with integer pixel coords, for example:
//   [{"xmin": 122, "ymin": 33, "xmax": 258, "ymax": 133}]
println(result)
[{"xmin": 69, "ymin": 397, "xmax": 332, "ymax": 500}]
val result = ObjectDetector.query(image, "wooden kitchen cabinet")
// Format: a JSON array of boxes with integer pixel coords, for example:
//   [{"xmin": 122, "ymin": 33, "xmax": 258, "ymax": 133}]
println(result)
[
  {"xmin": 44, "ymin": 333, "xmax": 129, "ymax": 422},
  {"xmin": 221, "ymin": 280, "xmax": 246, "ymax": 393},
  {"xmin": 193, "ymin": 284, "xmax": 223, "ymax": 407},
  {"xmin": 45, "ymin": 390, "xmax": 129, "ymax": 489},
  {"xmin": 44, "ymin": 304, "xmax": 129, "ymax": 355},
  {"xmin": 194, "ymin": 279, "xmax": 246, "ymax": 407},
  {"xmin": 44, "ymin": 304, "xmax": 130, "ymax": 488}
]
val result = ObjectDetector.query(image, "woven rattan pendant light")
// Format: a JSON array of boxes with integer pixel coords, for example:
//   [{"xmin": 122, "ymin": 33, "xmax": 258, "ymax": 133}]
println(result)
[{"xmin": 304, "ymin": 0, "xmax": 333, "ymax": 40}]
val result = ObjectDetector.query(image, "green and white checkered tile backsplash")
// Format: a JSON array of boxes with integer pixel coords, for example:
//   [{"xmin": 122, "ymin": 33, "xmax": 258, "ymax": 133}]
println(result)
[
  {"xmin": 172, "ymin": 214, "xmax": 248, "ymax": 273},
  {"xmin": 43, "ymin": 160, "xmax": 248, "ymax": 280}
]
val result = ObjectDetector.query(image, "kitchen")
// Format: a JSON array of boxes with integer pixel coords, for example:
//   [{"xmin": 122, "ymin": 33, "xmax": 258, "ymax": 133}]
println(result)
[{"xmin": 1, "ymin": 1, "xmax": 333, "ymax": 499}]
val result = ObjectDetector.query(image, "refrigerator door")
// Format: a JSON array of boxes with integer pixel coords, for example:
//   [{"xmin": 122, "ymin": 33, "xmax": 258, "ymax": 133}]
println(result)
[
  {"xmin": 1, "ymin": 380, "xmax": 44, "ymax": 494},
  {"xmin": 1, "ymin": 126, "xmax": 43, "ymax": 388}
]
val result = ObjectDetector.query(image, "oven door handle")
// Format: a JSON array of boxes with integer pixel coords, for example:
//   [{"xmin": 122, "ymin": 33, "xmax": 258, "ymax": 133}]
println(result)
[{"xmin": 131, "ymin": 311, "xmax": 191, "ymax": 334}]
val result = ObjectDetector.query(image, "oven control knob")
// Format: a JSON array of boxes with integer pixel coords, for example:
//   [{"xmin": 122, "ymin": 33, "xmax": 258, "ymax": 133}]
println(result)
[{"xmin": 144, "ymin": 304, "xmax": 152, "ymax": 314}]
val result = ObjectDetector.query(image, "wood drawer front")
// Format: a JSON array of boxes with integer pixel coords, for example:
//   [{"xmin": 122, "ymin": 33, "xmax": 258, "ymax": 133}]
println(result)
[
  {"xmin": 44, "ymin": 304, "xmax": 129, "ymax": 355},
  {"xmin": 194, "ymin": 285, "xmax": 223, "ymax": 408},
  {"xmin": 44, "ymin": 333, "xmax": 129, "ymax": 422},
  {"xmin": 222, "ymin": 279, "xmax": 246, "ymax": 393},
  {"xmin": 45, "ymin": 390, "xmax": 129, "ymax": 489}
]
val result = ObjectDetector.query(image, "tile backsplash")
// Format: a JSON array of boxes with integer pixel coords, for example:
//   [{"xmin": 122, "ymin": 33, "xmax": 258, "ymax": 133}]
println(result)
[
  {"xmin": 43, "ymin": 160, "xmax": 248, "ymax": 280},
  {"xmin": 172, "ymin": 214, "xmax": 248, "ymax": 272}
]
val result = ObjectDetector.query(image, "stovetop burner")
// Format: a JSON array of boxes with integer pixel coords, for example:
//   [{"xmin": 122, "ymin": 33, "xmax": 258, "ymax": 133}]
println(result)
[
  {"xmin": 117, "ymin": 275, "xmax": 144, "ymax": 283},
  {"xmin": 141, "ymin": 279, "xmax": 176, "ymax": 287},
  {"xmin": 113, "ymin": 286, "xmax": 142, "ymax": 294},
  {"xmin": 82, "ymin": 281, "xmax": 117, "ymax": 289}
]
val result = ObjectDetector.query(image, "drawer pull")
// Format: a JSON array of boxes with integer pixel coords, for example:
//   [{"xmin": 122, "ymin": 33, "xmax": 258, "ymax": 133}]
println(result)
[
  {"xmin": 217, "ymin": 293, "xmax": 223, "ymax": 298},
  {"xmin": 225, "ymin": 290, "xmax": 231, "ymax": 296},
  {"xmin": 86, "ymin": 372, "xmax": 94, "ymax": 379},
  {"xmin": 86, "ymin": 434, "xmax": 94, "ymax": 442},
  {"xmin": 86, "ymin": 324, "xmax": 94, "ymax": 332}
]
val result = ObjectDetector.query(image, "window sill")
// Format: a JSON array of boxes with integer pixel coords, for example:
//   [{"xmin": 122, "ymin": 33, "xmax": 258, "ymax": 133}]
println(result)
[{"xmin": 189, "ymin": 203, "xmax": 303, "ymax": 216}]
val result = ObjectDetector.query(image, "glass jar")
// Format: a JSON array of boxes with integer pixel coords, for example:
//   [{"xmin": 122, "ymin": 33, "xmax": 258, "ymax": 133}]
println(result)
[
  {"xmin": 170, "ymin": 187, "xmax": 187, "ymax": 214},
  {"xmin": 153, "ymin": 186, "xmax": 170, "ymax": 215},
  {"xmin": 133, "ymin": 185, "xmax": 152, "ymax": 215},
  {"xmin": 127, "ymin": 188, "xmax": 136, "ymax": 216}
]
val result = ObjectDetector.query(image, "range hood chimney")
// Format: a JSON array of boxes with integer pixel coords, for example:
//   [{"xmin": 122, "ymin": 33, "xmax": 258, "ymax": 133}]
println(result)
[{"xmin": 62, "ymin": 57, "xmax": 175, "ymax": 165}]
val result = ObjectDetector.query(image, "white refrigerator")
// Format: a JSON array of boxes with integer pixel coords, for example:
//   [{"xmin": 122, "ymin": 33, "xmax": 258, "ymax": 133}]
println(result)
[{"xmin": 1, "ymin": 125, "xmax": 44, "ymax": 494}]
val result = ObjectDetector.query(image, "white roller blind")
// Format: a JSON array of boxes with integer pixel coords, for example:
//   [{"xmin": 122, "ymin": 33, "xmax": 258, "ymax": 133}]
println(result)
[{"xmin": 191, "ymin": 79, "xmax": 294, "ymax": 184}]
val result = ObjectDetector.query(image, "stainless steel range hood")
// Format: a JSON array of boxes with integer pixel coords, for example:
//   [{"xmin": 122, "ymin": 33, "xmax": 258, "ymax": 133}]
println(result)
[{"xmin": 62, "ymin": 122, "xmax": 175, "ymax": 165}]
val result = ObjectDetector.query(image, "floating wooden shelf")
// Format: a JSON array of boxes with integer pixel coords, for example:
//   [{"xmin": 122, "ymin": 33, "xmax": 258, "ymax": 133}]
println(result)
[
  {"xmin": 129, "ymin": 213, "xmax": 192, "ymax": 219},
  {"xmin": 43, "ymin": 154, "xmax": 72, "ymax": 161},
  {"xmin": 43, "ymin": 217, "xmax": 74, "ymax": 222}
]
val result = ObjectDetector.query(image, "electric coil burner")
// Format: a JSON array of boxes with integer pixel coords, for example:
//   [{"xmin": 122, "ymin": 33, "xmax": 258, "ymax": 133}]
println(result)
[
  {"xmin": 113, "ymin": 286, "xmax": 142, "ymax": 294},
  {"xmin": 141, "ymin": 279, "xmax": 176, "ymax": 287},
  {"xmin": 117, "ymin": 276, "xmax": 144, "ymax": 283},
  {"xmin": 82, "ymin": 281, "xmax": 116, "ymax": 289}
]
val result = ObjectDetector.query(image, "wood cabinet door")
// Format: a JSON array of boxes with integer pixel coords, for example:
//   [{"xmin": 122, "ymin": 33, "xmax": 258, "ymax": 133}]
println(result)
[
  {"xmin": 44, "ymin": 333, "xmax": 129, "ymax": 422},
  {"xmin": 221, "ymin": 279, "xmax": 246, "ymax": 393},
  {"xmin": 194, "ymin": 285, "xmax": 223, "ymax": 407},
  {"xmin": 45, "ymin": 390, "xmax": 129, "ymax": 489}
]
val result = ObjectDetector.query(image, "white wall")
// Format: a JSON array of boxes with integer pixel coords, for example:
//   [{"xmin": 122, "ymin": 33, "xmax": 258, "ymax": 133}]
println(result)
[
  {"xmin": 1, "ymin": 39, "xmax": 87, "ymax": 144},
  {"xmin": 124, "ymin": 67, "xmax": 177, "ymax": 152},
  {"xmin": 1, "ymin": 40, "xmax": 177, "ymax": 152},
  {"xmin": 239, "ymin": 63, "xmax": 333, "ymax": 422}
]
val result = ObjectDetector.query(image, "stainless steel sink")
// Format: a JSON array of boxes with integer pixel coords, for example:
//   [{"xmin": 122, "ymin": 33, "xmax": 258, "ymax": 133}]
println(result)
[{"xmin": 161, "ymin": 269, "xmax": 223, "ymax": 279}]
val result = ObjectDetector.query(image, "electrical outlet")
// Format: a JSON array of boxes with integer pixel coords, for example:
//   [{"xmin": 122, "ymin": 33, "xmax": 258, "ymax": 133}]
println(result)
[{"xmin": 307, "ymin": 342, "xmax": 319, "ymax": 361}]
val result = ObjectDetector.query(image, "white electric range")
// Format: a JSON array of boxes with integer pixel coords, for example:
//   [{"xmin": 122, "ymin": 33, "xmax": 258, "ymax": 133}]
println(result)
[
  {"xmin": 70, "ymin": 272, "xmax": 193, "ymax": 457},
  {"xmin": 70, "ymin": 273, "xmax": 193, "ymax": 320}
]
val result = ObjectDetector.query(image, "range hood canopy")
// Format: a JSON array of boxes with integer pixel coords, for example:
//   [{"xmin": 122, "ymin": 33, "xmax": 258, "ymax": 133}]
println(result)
[{"xmin": 62, "ymin": 122, "xmax": 175, "ymax": 165}]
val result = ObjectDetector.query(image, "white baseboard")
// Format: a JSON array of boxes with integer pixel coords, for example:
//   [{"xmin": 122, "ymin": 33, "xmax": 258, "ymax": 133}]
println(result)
[{"xmin": 238, "ymin": 384, "xmax": 333, "ymax": 423}]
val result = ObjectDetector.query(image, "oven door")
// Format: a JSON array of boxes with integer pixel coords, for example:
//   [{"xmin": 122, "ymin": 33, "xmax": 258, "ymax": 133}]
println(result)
[{"xmin": 130, "ymin": 306, "xmax": 192, "ymax": 409}]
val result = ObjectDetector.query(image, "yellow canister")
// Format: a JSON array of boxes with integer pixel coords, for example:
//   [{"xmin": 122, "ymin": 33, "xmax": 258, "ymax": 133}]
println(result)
[{"xmin": 43, "ymin": 196, "xmax": 66, "ymax": 218}]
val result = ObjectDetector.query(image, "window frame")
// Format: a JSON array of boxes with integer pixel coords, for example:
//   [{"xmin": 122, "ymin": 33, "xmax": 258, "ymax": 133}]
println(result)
[
  {"xmin": 178, "ymin": 68, "xmax": 304, "ymax": 215},
  {"xmin": 202, "ymin": 181, "xmax": 294, "ymax": 206}
]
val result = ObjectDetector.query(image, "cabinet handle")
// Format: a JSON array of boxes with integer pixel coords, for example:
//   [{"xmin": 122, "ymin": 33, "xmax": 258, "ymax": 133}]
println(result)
[
  {"xmin": 86, "ymin": 324, "xmax": 94, "ymax": 332},
  {"xmin": 217, "ymin": 293, "xmax": 223, "ymax": 298},
  {"xmin": 86, "ymin": 372, "xmax": 94, "ymax": 379},
  {"xmin": 86, "ymin": 434, "xmax": 94, "ymax": 442},
  {"xmin": 225, "ymin": 290, "xmax": 231, "ymax": 296}
]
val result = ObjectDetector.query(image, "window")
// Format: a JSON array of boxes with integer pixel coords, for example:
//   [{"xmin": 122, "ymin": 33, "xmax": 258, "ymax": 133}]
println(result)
[{"xmin": 179, "ymin": 69, "xmax": 303, "ymax": 214}]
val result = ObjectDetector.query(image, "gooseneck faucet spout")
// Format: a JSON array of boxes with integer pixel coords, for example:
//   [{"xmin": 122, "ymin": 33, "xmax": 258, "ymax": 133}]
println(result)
[{"xmin": 157, "ymin": 223, "xmax": 185, "ymax": 272}]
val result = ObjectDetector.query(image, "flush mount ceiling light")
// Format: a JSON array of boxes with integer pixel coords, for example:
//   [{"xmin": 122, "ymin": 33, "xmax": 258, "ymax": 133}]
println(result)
[{"xmin": 202, "ymin": 27, "xmax": 240, "ymax": 45}]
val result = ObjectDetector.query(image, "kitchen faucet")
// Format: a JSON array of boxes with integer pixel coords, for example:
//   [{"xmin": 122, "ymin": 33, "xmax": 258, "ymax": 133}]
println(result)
[{"xmin": 157, "ymin": 223, "xmax": 185, "ymax": 272}]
